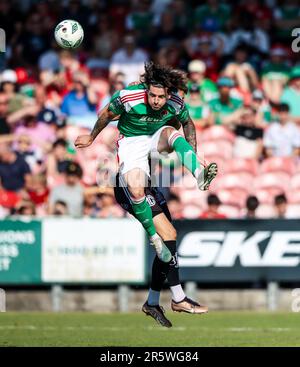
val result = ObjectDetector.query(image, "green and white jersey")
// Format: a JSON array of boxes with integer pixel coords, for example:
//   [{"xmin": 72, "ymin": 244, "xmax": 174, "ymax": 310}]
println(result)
[{"xmin": 108, "ymin": 84, "xmax": 189, "ymax": 137}]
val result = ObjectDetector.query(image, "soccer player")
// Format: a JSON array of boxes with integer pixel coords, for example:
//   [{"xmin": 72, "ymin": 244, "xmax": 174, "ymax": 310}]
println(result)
[
  {"xmin": 114, "ymin": 170, "xmax": 208, "ymax": 328},
  {"xmin": 75, "ymin": 62, "xmax": 217, "ymax": 264}
]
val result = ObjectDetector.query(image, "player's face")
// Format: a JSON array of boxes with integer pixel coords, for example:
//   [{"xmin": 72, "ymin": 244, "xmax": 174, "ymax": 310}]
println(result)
[{"xmin": 147, "ymin": 85, "xmax": 169, "ymax": 110}]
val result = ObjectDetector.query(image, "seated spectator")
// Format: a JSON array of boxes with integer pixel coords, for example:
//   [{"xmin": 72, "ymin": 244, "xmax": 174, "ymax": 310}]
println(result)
[
  {"xmin": 273, "ymin": 0, "xmax": 300, "ymax": 41},
  {"xmin": 48, "ymin": 161, "xmax": 84, "ymax": 217},
  {"xmin": 109, "ymin": 34, "xmax": 149, "ymax": 86},
  {"xmin": 200, "ymin": 194, "xmax": 227, "ymax": 219},
  {"xmin": 26, "ymin": 174, "xmax": 49, "ymax": 207},
  {"xmin": 0, "ymin": 69, "xmax": 31, "ymax": 113},
  {"xmin": 0, "ymin": 92, "xmax": 11, "ymax": 135},
  {"xmin": 261, "ymin": 46, "xmax": 290, "ymax": 103},
  {"xmin": 263, "ymin": 103, "xmax": 300, "ymax": 157},
  {"xmin": 53, "ymin": 200, "xmax": 68, "ymax": 216},
  {"xmin": 222, "ymin": 44, "xmax": 259, "ymax": 94},
  {"xmin": 233, "ymin": 106, "xmax": 264, "ymax": 159},
  {"xmin": 280, "ymin": 67, "xmax": 300, "ymax": 122},
  {"xmin": 194, "ymin": 0, "xmax": 231, "ymax": 32},
  {"xmin": 0, "ymin": 143, "xmax": 31, "ymax": 192},
  {"xmin": 14, "ymin": 134, "xmax": 43, "ymax": 173},
  {"xmin": 167, "ymin": 192, "xmax": 183, "ymax": 219},
  {"xmin": 185, "ymin": 84, "xmax": 213, "ymax": 129},
  {"xmin": 244, "ymin": 195, "xmax": 259, "ymax": 218},
  {"xmin": 46, "ymin": 138, "xmax": 72, "ymax": 179},
  {"xmin": 187, "ymin": 60, "xmax": 218, "ymax": 103},
  {"xmin": 60, "ymin": 71, "xmax": 97, "ymax": 127},
  {"xmin": 274, "ymin": 193, "xmax": 287, "ymax": 219},
  {"xmin": 251, "ymin": 89, "xmax": 272, "ymax": 126},
  {"xmin": 97, "ymin": 190, "xmax": 124, "ymax": 218},
  {"xmin": 14, "ymin": 199, "xmax": 36, "ymax": 216},
  {"xmin": 209, "ymin": 77, "xmax": 243, "ymax": 125}
]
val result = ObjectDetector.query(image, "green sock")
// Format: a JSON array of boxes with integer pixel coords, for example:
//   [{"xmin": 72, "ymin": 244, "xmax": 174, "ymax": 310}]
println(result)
[
  {"xmin": 132, "ymin": 197, "xmax": 156, "ymax": 237},
  {"xmin": 170, "ymin": 135, "xmax": 201, "ymax": 177}
]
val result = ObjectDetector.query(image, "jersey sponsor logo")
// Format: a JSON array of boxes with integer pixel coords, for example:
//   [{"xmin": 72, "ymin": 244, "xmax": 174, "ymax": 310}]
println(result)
[
  {"xmin": 146, "ymin": 195, "xmax": 156, "ymax": 207},
  {"xmin": 140, "ymin": 116, "xmax": 162, "ymax": 122},
  {"xmin": 178, "ymin": 231, "xmax": 300, "ymax": 267}
]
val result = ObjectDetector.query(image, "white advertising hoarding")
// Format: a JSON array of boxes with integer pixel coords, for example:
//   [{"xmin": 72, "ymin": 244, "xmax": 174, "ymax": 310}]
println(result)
[{"xmin": 42, "ymin": 218, "xmax": 146, "ymax": 283}]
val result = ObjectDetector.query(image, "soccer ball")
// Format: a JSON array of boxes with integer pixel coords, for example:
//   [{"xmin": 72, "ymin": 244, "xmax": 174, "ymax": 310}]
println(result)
[{"xmin": 54, "ymin": 19, "xmax": 84, "ymax": 49}]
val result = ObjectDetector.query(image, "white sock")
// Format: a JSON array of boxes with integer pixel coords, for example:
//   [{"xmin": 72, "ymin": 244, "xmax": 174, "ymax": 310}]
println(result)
[
  {"xmin": 150, "ymin": 233, "xmax": 160, "ymax": 242},
  {"xmin": 147, "ymin": 288, "xmax": 160, "ymax": 306},
  {"xmin": 194, "ymin": 167, "xmax": 204, "ymax": 181},
  {"xmin": 170, "ymin": 284, "xmax": 186, "ymax": 302}
]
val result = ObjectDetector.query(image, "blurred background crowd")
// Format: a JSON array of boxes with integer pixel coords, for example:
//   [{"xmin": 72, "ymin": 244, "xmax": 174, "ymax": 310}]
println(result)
[{"xmin": 0, "ymin": 0, "xmax": 300, "ymax": 219}]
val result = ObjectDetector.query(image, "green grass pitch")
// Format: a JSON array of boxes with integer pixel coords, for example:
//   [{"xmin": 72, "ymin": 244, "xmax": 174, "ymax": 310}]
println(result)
[{"xmin": 0, "ymin": 311, "xmax": 300, "ymax": 347}]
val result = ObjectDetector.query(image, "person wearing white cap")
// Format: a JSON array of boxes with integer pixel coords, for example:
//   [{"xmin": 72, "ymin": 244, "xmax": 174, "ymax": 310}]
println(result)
[
  {"xmin": 0, "ymin": 69, "xmax": 29, "ymax": 114},
  {"xmin": 187, "ymin": 60, "xmax": 218, "ymax": 103}
]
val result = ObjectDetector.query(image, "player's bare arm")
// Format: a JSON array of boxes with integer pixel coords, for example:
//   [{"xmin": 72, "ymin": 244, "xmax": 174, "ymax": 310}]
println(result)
[
  {"xmin": 74, "ymin": 105, "xmax": 117, "ymax": 148},
  {"xmin": 181, "ymin": 115, "xmax": 197, "ymax": 153}
]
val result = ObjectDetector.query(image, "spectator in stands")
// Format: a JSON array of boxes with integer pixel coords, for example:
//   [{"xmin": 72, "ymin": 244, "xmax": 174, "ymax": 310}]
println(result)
[
  {"xmin": 251, "ymin": 89, "xmax": 272, "ymax": 126},
  {"xmin": 0, "ymin": 143, "xmax": 31, "ymax": 192},
  {"xmin": 60, "ymin": 71, "xmax": 97, "ymax": 128},
  {"xmin": 52, "ymin": 200, "xmax": 68, "ymax": 216},
  {"xmin": 0, "ymin": 92, "xmax": 10, "ymax": 135},
  {"xmin": 233, "ymin": 106, "xmax": 264, "ymax": 159},
  {"xmin": 222, "ymin": 44, "xmax": 259, "ymax": 94},
  {"xmin": 48, "ymin": 161, "xmax": 84, "ymax": 217},
  {"xmin": 263, "ymin": 103, "xmax": 300, "ymax": 157},
  {"xmin": 200, "ymin": 194, "xmax": 227, "ymax": 219},
  {"xmin": 187, "ymin": 60, "xmax": 218, "ymax": 103},
  {"xmin": 274, "ymin": 193, "xmax": 288, "ymax": 219},
  {"xmin": 194, "ymin": 0, "xmax": 230, "ymax": 32},
  {"xmin": 167, "ymin": 192, "xmax": 183, "ymax": 219},
  {"xmin": 125, "ymin": 0, "xmax": 155, "ymax": 45},
  {"xmin": 261, "ymin": 46, "xmax": 290, "ymax": 103},
  {"xmin": 97, "ymin": 190, "xmax": 124, "ymax": 218},
  {"xmin": 14, "ymin": 199, "xmax": 36, "ymax": 216},
  {"xmin": 109, "ymin": 34, "xmax": 149, "ymax": 86},
  {"xmin": 280, "ymin": 67, "xmax": 300, "ymax": 122},
  {"xmin": 185, "ymin": 84, "xmax": 213, "ymax": 130},
  {"xmin": 244, "ymin": 195, "xmax": 259, "ymax": 218},
  {"xmin": 0, "ymin": 69, "xmax": 30, "ymax": 114},
  {"xmin": 46, "ymin": 138, "xmax": 72, "ymax": 179},
  {"xmin": 209, "ymin": 77, "xmax": 243, "ymax": 126}
]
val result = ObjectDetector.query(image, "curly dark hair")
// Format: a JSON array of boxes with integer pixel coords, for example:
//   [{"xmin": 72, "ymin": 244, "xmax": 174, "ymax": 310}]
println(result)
[{"xmin": 140, "ymin": 62, "xmax": 188, "ymax": 94}]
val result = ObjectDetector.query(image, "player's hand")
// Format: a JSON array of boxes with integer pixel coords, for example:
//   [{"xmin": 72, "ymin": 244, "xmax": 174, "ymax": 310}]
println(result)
[{"xmin": 74, "ymin": 135, "xmax": 94, "ymax": 148}]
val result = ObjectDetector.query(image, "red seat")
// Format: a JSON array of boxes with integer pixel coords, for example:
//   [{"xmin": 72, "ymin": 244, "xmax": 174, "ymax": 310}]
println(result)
[
  {"xmin": 224, "ymin": 158, "xmax": 258, "ymax": 176},
  {"xmin": 256, "ymin": 204, "xmax": 276, "ymax": 218},
  {"xmin": 214, "ymin": 173, "xmax": 253, "ymax": 193},
  {"xmin": 287, "ymin": 190, "xmax": 300, "ymax": 204},
  {"xmin": 255, "ymin": 189, "xmax": 278, "ymax": 204},
  {"xmin": 201, "ymin": 140, "xmax": 233, "ymax": 161},
  {"xmin": 216, "ymin": 189, "xmax": 248, "ymax": 208},
  {"xmin": 287, "ymin": 204, "xmax": 300, "ymax": 218},
  {"xmin": 219, "ymin": 205, "xmax": 240, "ymax": 218},
  {"xmin": 290, "ymin": 173, "xmax": 300, "ymax": 190},
  {"xmin": 260, "ymin": 157, "xmax": 296, "ymax": 175},
  {"xmin": 254, "ymin": 172, "xmax": 290, "ymax": 193},
  {"xmin": 200, "ymin": 125, "xmax": 235, "ymax": 143}
]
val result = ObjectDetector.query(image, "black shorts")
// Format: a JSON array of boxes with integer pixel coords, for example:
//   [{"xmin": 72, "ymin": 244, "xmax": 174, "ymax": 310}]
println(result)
[{"xmin": 114, "ymin": 173, "xmax": 172, "ymax": 222}]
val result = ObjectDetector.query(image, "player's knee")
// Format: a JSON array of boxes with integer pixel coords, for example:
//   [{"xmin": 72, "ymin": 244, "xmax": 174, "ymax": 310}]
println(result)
[
  {"xmin": 163, "ymin": 127, "xmax": 176, "ymax": 139},
  {"xmin": 129, "ymin": 188, "xmax": 145, "ymax": 202}
]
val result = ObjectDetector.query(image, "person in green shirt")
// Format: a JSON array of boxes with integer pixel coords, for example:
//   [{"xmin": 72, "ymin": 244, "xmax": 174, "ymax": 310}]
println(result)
[
  {"xmin": 185, "ymin": 83, "xmax": 213, "ymax": 129},
  {"xmin": 281, "ymin": 67, "xmax": 300, "ymax": 122},
  {"xmin": 261, "ymin": 47, "xmax": 290, "ymax": 103},
  {"xmin": 209, "ymin": 77, "xmax": 243, "ymax": 125},
  {"xmin": 75, "ymin": 62, "xmax": 217, "ymax": 263},
  {"xmin": 187, "ymin": 60, "xmax": 218, "ymax": 103},
  {"xmin": 194, "ymin": 0, "xmax": 230, "ymax": 31}
]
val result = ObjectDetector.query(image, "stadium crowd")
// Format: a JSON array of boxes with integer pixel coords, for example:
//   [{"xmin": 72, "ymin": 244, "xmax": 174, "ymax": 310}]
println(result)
[{"xmin": 0, "ymin": 0, "xmax": 300, "ymax": 219}]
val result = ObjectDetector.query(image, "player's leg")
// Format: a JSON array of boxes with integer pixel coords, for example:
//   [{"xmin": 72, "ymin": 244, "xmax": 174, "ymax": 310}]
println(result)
[
  {"xmin": 117, "ymin": 135, "xmax": 172, "ymax": 263},
  {"xmin": 155, "ymin": 126, "xmax": 218, "ymax": 191},
  {"xmin": 123, "ymin": 168, "xmax": 172, "ymax": 263},
  {"xmin": 152, "ymin": 213, "xmax": 208, "ymax": 315}
]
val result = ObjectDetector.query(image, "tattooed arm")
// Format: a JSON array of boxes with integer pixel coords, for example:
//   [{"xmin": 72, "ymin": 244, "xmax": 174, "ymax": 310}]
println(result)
[
  {"xmin": 74, "ymin": 104, "xmax": 117, "ymax": 148},
  {"xmin": 182, "ymin": 115, "xmax": 197, "ymax": 153}
]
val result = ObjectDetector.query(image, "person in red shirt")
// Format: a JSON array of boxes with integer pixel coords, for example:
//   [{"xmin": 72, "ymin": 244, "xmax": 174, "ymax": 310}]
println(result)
[{"xmin": 200, "ymin": 193, "xmax": 227, "ymax": 219}]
